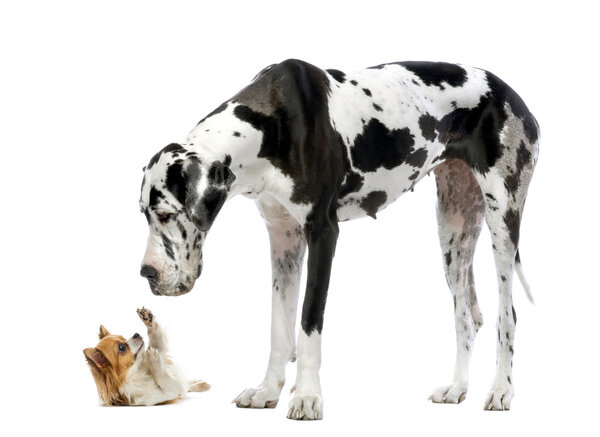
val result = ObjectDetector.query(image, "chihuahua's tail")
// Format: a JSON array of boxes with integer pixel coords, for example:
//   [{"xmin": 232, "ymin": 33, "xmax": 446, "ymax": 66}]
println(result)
[{"xmin": 188, "ymin": 380, "xmax": 211, "ymax": 392}]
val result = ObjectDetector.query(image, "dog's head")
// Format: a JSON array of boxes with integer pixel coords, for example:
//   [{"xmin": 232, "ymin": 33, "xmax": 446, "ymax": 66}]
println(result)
[
  {"xmin": 83, "ymin": 325, "xmax": 145, "ymax": 405},
  {"xmin": 139, "ymin": 143, "xmax": 235, "ymax": 296}
]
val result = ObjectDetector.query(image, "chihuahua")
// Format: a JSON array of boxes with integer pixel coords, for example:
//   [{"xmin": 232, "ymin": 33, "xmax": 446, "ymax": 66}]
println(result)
[{"xmin": 84, "ymin": 308, "xmax": 209, "ymax": 406}]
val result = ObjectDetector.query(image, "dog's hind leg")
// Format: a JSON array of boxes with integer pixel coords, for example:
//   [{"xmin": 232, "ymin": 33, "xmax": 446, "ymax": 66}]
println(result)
[
  {"xmin": 144, "ymin": 348, "xmax": 186, "ymax": 403},
  {"xmin": 429, "ymin": 159, "xmax": 485, "ymax": 404},
  {"xmin": 233, "ymin": 194, "xmax": 307, "ymax": 409},
  {"xmin": 464, "ymin": 103, "xmax": 538, "ymax": 410},
  {"xmin": 474, "ymin": 145, "xmax": 537, "ymax": 410},
  {"xmin": 188, "ymin": 380, "xmax": 211, "ymax": 392}
]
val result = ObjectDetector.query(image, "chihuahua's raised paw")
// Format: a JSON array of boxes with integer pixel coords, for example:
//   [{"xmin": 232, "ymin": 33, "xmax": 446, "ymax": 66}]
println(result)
[
  {"xmin": 146, "ymin": 347, "xmax": 162, "ymax": 365},
  {"xmin": 137, "ymin": 307, "xmax": 154, "ymax": 328}
]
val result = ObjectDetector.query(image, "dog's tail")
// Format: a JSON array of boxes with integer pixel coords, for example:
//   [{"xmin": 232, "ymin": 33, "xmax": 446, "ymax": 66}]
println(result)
[
  {"xmin": 515, "ymin": 250, "xmax": 534, "ymax": 304},
  {"xmin": 188, "ymin": 380, "xmax": 211, "ymax": 392}
]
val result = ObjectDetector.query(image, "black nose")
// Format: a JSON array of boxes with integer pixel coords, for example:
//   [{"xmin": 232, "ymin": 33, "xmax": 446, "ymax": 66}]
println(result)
[
  {"xmin": 140, "ymin": 265, "xmax": 158, "ymax": 281},
  {"xmin": 133, "ymin": 333, "xmax": 140, "ymax": 339}
]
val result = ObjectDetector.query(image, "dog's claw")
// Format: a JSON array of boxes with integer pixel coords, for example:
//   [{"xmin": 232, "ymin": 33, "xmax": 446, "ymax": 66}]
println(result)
[
  {"xmin": 430, "ymin": 382, "xmax": 468, "ymax": 404},
  {"xmin": 287, "ymin": 394, "xmax": 323, "ymax": 420},
  {"xmin": 233, "ymin": 386, "xmax": 281, "ymax": 409}
]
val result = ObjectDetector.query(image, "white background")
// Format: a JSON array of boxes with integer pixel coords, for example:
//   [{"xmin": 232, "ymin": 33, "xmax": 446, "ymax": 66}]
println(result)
[{"xmin": 1, "ymin": 0, "xmax": 598, "ymax": 435}]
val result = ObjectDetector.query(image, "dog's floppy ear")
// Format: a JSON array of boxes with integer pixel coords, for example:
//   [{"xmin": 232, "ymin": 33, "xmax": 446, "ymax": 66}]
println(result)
[
  {"xmin": 185, "ymin": 157, "xmax": 235, "ymax": 232},
  {"xmin": 84, "ymin": 348, "xmax": 109, "ymax": 369},
  {"xmin": 207, "ymin": 159, "xmax": 236, "ymax": 187},
  {"xmin": 99, "ymin": 325, "xmax": 110, "ymax": 339}
]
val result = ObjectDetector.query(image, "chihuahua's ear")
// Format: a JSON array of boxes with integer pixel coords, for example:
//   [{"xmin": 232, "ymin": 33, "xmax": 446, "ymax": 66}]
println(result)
[
  {"xmin": 99, "ymin": 325, "xmax": 110, "ymax": 339},
  {"xmin": 84, "ymin": 348, "xmax": 109, "ymax": 369}
]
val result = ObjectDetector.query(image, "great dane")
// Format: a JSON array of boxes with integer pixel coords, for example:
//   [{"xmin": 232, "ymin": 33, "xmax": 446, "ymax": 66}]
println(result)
[{"xmin": 139, "ymin": 59, "xmax": 539, "ymax": 419}]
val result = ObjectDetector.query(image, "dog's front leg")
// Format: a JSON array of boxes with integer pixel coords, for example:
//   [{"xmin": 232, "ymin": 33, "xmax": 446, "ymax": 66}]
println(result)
[
  {"xmin": 137, "ymin": 308, "xmax": 168, "ymax": 353},
  {"xmin": 233, "ymin": 196, "xmax": 306, "ymax": 409},
  {"xmin": 287, "ymin": 215, "xmax": 338, "ymax": 421}
]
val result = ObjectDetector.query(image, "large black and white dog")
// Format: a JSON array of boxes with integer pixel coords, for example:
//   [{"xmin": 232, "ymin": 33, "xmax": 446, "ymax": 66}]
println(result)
[{"xmin": 139, "ymin": 59, "xmax": 539, "ymax": 419}]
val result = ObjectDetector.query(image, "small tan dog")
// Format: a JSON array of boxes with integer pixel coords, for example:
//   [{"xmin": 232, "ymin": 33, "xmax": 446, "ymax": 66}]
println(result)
[{"xmin": 84, "ymin": 308, "xmax": 209, "ymax": 405}]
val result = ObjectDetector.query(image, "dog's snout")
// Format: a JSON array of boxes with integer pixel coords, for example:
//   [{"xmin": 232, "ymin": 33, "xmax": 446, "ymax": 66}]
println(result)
[
  {"xmin": 133, "ymin": 333, "xmax": 140, "ymax": 339},
  {"xmin": 140, "ymin": 265, "xmax": 158, "ymax": 281}
]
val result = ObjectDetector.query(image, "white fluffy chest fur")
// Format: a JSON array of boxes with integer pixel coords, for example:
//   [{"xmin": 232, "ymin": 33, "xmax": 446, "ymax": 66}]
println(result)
[{"xmin": 120, "ymin": 349, "xmax": 187, "ymax": 406}]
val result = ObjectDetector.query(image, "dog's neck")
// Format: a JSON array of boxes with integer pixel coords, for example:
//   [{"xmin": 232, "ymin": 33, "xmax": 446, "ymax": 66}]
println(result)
[{"xmin": 184, "ymin": 101, "xmax": 272, "ymax": 199}]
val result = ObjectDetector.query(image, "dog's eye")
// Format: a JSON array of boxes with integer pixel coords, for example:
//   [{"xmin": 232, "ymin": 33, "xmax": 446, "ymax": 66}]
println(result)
[
  {"xmin": 118, "ymin": 344, "xmax": 127, "ymax": 353},
  {"xmin": 157, "ymin": 213, "xmax": 173, "ymax": 224}
]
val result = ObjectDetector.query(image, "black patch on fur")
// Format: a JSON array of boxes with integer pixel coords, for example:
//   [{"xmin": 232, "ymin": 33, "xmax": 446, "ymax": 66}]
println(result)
[
  {"xmin": 187, "ymin": 186, "xmax": 228, "ymax": 232},
  {"xmin": 202, "ymin": 187, "xmax": 228, "ymax": 220},
  {"xmin": 339, "ymin": 172, "xmax": 364, "ymax": 198},
  {"xmin": 161, "ymin": 232, "xmax": 175, "ymax": 260},
  {"xmin": 166, "ymin": 163, "xmax": 187, "ymax": 205},
  {"xmin": 373, "ymin": 103, "xmax": 382, "ymax": 111},
  {"xmin": 207, "ymin": 160, "xmax": 235, "ymax": 186},
  {"xmin": 360, "ymin": 191, "xmax": 387, "ymax": 219},
  {"xmin": 399, "ymin": 61, "xmax": 468, "ymax": 89},
  {"xmin": 362, "ymin": 88, "xmax": 372, "ymax": 97},
  {"xmin": 177, "ymin": 220, "xmax": 187, "ymax": 240},
  {"xmin": 223, "ymin": 154, "xmax": 232, "ymax": 167},
  {"xmin": 418, "ymin": 113, "xmax": 438, "ymax": 141},
  {"xmin": 147, "ymin": 143, "xmax": 185, "ymax": 170},
  {"xmin": 404, "ymin": 147, "xmax": 428, "ymax": 168},
  {"xmin": 516, "ymin": 141, "xmax": 532, "ymax": 167},
  {"xmin": 368, "ymin": 61, "xmax": 467, "ymax": 89},
  {"xmin": 350, "ymin": 80, "xmax": 358, "ymax": 86},
  {"xmin": 326, "ymin": 69, "xmax": 346, "ymax": 83},
  {"xmin": 196, "ymin": 102, "xmax": 228, "ymax": 125},
  {"xmin": 505, "ymin": 141, "xmax": 533, "ymax": 194},
  {"xmin": 233, "ymin": 131, "xmax": 241, "ymax": 137},
  {"xmin": 445, "ymin": 250, "xmax": 452, "ymax": 267},
  {"xmin": 503, "ymin": 208, "xmax": 521, "ymax": 247},
  {"xmin": 437, "ymin": 94, "xmax": 504, "ymax": 173},
  {"xmin": 336, "ymin": 130, "xmax": 364, "ymax": 199},
  {"xmin": 512, "ymin": 305, "xmax": 517, "ymax": 324},
  {"xmin": 351, "ymin": 118, "xmax": 427, "ymax": 172},
  {"xmin": 149, "ymin": 187, "xmax": 165, "ymax": 208}
]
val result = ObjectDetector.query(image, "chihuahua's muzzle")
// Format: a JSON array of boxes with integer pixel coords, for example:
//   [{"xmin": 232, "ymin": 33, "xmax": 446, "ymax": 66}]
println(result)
[{"xmin": 128, "ymin": 333, "xmax": 144, "ymax": 357}]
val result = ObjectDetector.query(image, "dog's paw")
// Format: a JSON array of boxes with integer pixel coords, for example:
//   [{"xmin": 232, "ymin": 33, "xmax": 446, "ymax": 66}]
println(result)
[
  {"xmin": 429, "ymin": 382, "xmax": 468, "ymax": 404},
  {"xmin": 483, "ymin": 379, "xmax": 514, "ymax": 411},
  {"xmin": 232, "ymin": 385, "xmax": 281, "ymax": 409},
  {"xmin": 137, "ymin": 307, "xmax": 154, "ymax": 328},
  {"xmin": 287, "ymin": 394, "xmax": 323, "ymax": 420},
  {"xmin": 145, "ymin": 347, "xmax": 163, "ymax": 366}
]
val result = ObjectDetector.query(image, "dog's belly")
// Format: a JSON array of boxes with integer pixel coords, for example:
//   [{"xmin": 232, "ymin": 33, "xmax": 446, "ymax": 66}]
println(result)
[
  {"xmin": 328, "ymin": 62, "xmax": 488, "ymax": 221},
  {"xmin": 336, "ymin": 162, "xmax": 435, "ymax": 221}
]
